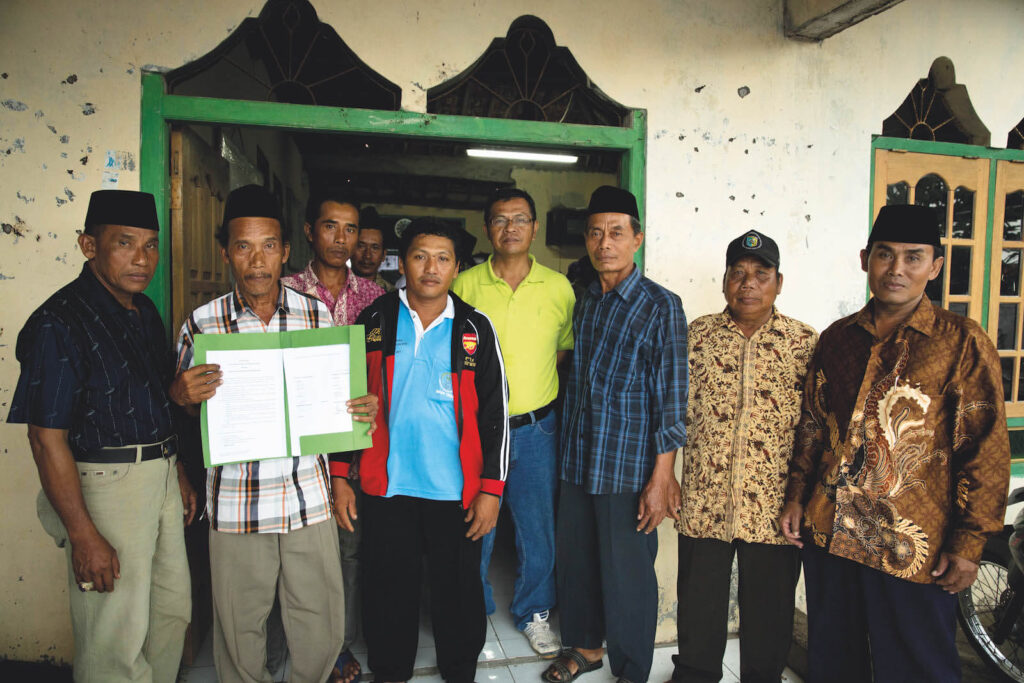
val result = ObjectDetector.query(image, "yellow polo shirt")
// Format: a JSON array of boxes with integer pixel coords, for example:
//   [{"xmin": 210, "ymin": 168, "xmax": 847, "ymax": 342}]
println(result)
[{"xmin": 453, "ymin": 255, "xmax": 575, "ymax": 415}]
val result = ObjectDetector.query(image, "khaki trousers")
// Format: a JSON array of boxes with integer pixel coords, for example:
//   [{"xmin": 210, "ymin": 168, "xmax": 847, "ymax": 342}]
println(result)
[
  {"xmin": 39, "ymin": 455, "xmax": 192, "ymax": 683},
  {"xmin": 210, "ymin": 519, "xmax": 345, "ymax": 683}
]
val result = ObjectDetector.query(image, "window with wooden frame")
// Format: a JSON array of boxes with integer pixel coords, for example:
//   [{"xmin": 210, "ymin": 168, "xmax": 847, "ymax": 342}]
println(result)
[{"xmin": 872, "ymin": 57, "xmax": 1024, "ymax": 426}]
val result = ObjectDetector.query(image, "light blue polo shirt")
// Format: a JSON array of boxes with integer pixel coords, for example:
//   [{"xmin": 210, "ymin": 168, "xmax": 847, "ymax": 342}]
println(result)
[{"xmin": 386, "ymin": 289, "xmax": 462, "ymax": 500}]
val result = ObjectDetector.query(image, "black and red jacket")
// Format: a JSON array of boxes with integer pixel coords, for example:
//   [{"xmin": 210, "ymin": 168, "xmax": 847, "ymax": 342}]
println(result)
[{"xmin": 329, "ymin": 290, "xmax": 509, "ymax": 508}]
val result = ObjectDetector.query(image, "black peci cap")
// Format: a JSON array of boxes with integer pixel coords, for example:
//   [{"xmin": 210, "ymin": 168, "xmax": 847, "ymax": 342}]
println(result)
[
  {"xmin": 586, "ymin": 185, "xmax": 639, "ymax": 219},
  {"xmin": 868, "ymin": 205, "xmax": 941, "ymax": 248},
  {"xmin": 85, "ymin": 190, "xmax": 160, "ymax": 232}
]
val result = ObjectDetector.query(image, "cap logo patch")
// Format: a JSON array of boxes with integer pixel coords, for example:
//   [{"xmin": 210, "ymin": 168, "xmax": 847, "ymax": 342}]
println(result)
[
  {"xmin": 743, "ymin": 234, "xmax": 761, "ymax": 249},
  {"xmin": 462, "ymin": 332, "xmax": 478, "ymax": 355}
]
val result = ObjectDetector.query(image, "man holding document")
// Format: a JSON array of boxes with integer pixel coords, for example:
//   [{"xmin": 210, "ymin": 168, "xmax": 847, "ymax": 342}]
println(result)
[
  {"xmin": 169, "ymin": 184, "xmax": 378, "ymax": 683},
  {"xmin": 331, "ymin": 217, "xmax": 509, "ymax": 683}
]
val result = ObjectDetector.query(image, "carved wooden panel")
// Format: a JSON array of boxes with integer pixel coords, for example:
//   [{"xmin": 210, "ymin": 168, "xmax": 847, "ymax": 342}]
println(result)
[
  {"xmin": 881, "ymin": 57, "xmax": 990, "ymax": 146},
  {"xmin": 427, "ymin": 16, "xmax": 629, "ymax": 126},
  {"xmin": 166, "ymin": 0, "xmax": 400, "ymax": 110}
]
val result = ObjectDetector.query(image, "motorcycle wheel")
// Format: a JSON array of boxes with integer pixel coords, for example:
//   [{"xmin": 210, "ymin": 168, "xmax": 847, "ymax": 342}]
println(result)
[{"xmin": 958, "ymin": 538, "xmax": 1024, "ymax": 682}]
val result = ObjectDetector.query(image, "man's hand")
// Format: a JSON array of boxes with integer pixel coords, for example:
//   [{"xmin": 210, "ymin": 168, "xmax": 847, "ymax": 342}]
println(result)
[
  {"xmin": 347, "ymin": 393, "xmax": 380, "ymax": 436},
  {"xmin": 464, "ymin": 493, "xmax": 500, "ymax": 541},
  {"xmin": 637, "ymin": 454, "xmax": 681, "ymax": 534},
  {"xmin": 332, "ymin": 478, "xmax": 358, "ymax": 533},
  {"xmin": 71, "ymin": 530, "xmax": 120, "ymax": 593},
  {"xmin": 779, "ymin": 501, "xmax": 804, "ymax": 548},
  {"xmin": 177, "ymin": 462, "xmax": 197, "ymax": 526},
  {"xmin": 169, "ymin": 364, "xmax": 222, "ymax": 407},
  {"xmin": 932, "ymin": 552, "xmax": 979, "ymax": 593}
]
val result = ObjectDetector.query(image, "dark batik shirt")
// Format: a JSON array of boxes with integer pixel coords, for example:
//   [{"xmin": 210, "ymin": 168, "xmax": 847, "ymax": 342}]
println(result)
[
  {"xmin": 560, "ymin": 266, "xmax": 689, "ymax": 494},
  {"xmin": 786, "ymin": 296, "xmax": 1010, "ymax": 583},
  {"xmin": 7, "ymin": 263, "xmax": 175, "ymax": 456}
]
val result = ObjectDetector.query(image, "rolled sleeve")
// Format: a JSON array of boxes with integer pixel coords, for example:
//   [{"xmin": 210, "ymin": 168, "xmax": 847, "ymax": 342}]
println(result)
[
  {"xmin": 650, "ymin": 297, "xmax": 688, "ymax": 454},
  {"xmin": 8, "ymin": 313, "xmax": 81, "ymax": 429}
]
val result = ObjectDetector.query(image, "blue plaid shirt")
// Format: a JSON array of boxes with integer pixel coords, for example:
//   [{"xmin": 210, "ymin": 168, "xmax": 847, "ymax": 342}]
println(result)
[{"xmin": 560, "ymin": 267, "xmax": 688, "ymax": 494}]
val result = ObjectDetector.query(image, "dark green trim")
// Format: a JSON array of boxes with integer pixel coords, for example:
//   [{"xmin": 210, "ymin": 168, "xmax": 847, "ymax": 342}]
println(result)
[
  {"xmin": 982, "ymin": 158, "xmax": 998, "ymax": 327},
  {"xmin": 139, "ymin": 72, "xmax": 648, "ymax": 327},
  {"xmin": 158, "ymin": 90, "xmax": 641, "ymax": 150},
  {"xmin": 1012, "ymin": 461, "xmax": 1024, "ymax": 476},
  {"xmin": 622, "ymin": 109, "xmax": 648, "ymax": 269},
  {"xmin": 141, "ymin": 73, "xmax": 170, "ymax": 320}
]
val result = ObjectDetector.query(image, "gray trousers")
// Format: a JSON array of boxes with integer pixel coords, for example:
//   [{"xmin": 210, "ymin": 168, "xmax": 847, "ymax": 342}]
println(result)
[{"xmin": 210, "ymin": 519, "xmax": 345, "ymax": 683}]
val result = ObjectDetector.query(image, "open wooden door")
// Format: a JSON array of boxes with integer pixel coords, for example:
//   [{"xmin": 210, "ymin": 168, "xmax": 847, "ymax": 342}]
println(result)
[
  {"xmin": 169, "ymin": 125, "xmax": 231, "ymax": 664},
  {"xmin": 170, "ymin": 126, "xmax": 232, "ymax": 336}
]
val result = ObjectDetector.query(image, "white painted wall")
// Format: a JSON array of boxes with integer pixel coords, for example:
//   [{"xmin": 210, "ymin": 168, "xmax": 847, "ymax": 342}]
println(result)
[{"xmin": 2, "ymin": 0, "xmax": 1024, "ymax": 662}]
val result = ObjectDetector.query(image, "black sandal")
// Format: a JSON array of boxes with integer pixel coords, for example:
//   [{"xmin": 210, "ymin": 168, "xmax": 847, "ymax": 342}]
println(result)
[{"xmin": 541, "ymin": 648, "xmax": 604, "ymax": 683}]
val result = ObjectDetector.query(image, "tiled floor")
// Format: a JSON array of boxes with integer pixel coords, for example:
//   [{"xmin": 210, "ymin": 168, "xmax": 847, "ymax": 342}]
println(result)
[{"xmin": 180, "ymin": 530, "xmax": 803, "ymax": 683}]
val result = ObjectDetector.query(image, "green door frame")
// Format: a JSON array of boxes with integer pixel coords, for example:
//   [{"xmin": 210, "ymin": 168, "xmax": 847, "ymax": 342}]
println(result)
[{"xmin": 139, "ymin": 71, "xmax": 648, "ymax": 326}]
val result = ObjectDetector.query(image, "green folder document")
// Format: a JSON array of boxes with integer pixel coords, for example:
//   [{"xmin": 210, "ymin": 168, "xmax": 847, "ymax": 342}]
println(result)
[{"xmin": 194, "ymin": 325, "xmax": 370, "ymax": 467}]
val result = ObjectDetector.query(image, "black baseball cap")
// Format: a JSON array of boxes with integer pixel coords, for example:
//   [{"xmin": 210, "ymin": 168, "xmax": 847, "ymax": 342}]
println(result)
[{"xmin": 726, "ymin": 229, "xmax": 779, "ymax": 269}]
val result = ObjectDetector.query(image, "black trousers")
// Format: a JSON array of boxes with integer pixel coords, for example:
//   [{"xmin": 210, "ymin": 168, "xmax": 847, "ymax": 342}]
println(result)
[
  {"xmin": 802, "ymin": 545, "xmax": 961, "ymax": 683},
  {"xmin": 672, "ymin": 535, "xmax": 800, "ymax": 683},
  {"xmin": 556, "ymin": 480, "xmax": 659, "ymax": 683},
  {"xmin": 360, "ymin": 494, "xmax": 485, "ymax": 683}
]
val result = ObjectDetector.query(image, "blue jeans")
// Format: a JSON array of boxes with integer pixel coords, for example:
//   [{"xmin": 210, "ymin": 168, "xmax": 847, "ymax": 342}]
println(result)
[{"xmin": 480, "ymin": 409, "xmax": 558, "ymax": 630}]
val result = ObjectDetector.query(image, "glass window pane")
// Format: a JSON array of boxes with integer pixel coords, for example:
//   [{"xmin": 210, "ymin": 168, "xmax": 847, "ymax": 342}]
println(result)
[
  {"xmin": 1018, "ymin": 367, "xmax": 1024, "ymax": 404},
  {"xmin": 948, "ymin": 302, "xmax": 968, "ymax": 317},
  {"xmin": 925, "ymin": 264, "xmax": 944, "ymax": 306},
  {"xmin": 1005, "ymin": 190, "xmax": 1024, "ymax": 242},
  {"xmin": 998, "ymin": 303, "xmax": 1018, "ymax": 350},
  {"xmin": 916, "ymin": 174, "xmax": 948, "ymax": 238},
  {"xmin": 1002, "ymin": 357, "xmax": 1014, "ymax": 402},
  {"xmin": 887, "ymin": 182, "xmax": 909, "ymax": 206},
  {"xmin": 949, "ymin": 246, "xmax": 971, "ymax": 296},
  {"xmin": 1002, "ymin": 248, "xmax": 1021, "ymax": 297},
  {"xmin": 952, "ymin": 186, "xmax": 974, "ymax": 238}
]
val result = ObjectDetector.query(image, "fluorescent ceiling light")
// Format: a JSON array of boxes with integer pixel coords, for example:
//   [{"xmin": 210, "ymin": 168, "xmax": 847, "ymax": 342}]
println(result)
[{"xmin": 467, "ymin": 148, "xmax": 578, "ymax": 164}]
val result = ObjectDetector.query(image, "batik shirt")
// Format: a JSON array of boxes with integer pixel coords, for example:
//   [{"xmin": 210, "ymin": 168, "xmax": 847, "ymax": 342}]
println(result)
[
  {"xmin": 677, "ymin": 309, "xmax": 817, "ymax": 545},
  {"xmin": 281, "ymin": 260, "xmax": 385, "ymax": 327},
  {"xmin": 785, "ymin": 297, "xmax": 1009, "ymax": 582},
  {"xmin": 175, "ymin": 285, "xmax": 334, "ymax": 534}
]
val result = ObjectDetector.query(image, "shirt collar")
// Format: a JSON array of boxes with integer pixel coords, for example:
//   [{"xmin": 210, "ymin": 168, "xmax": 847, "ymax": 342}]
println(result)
[
  {"xmin": 301, "ymin": 259, "xmax": 360, "ymax": 294},
  {"xmin": 848, "ymin": 296, "xmax": 936, "ymax": 338},
  {"xmin": 719, "ymin": 306, "xmax": 780, "ymax": 335},
  {"xmin": 76, "ymin": 261, "xmax": 141, "ymax": 315},
  {"xmin": 231, "ymin": 282, "xmax": 289, "ymax": 321},
  {"xmin": 484, "ymin": 254, "xmax": 542, "ymax": 285},
  {"xmin": 586, "ymin": 264, "xmax": 641, "ymax": 300}
]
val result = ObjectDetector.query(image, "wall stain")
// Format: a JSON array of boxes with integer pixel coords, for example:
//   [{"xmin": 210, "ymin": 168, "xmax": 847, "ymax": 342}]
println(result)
[
  {"xmin": 16, "ymin": 191, "xmax": 34, "ymax": 204},
  {"xmin": 694, "ymin": 84, "xmax": 706, "ymax": 93},
  {"xmin": 0, "ymin": 273, "xmax": 14, "ymax": 280},
  {"xmin": 80, "ymin": 103, "xmax": 96, "ymax": 116},
  {"xmin": 64, "ymin": 188, "xmax": 75, "ymax": 202},
  {"xmin": 59, "ymin": 135, "xmax": 69, "ymax": 144},
  {"xmin": 737, "ymin": 86, "xmax": 751, "ymax": 98},
  {"xmin": 80, "ymin": 155, "xmax": 88, "ymax": 165},
  {"xmin": 47, "ymin": 124, "xmax": 57, "ymax": 134},
  {"xmin": 13, "ymin": 138, "xmax": 25, "ymax": 153},
  {"xmin": 62, "ymin": 74, "xmax": 78, "ymax": 85},
  {"xmin": 2, "ymin": 99, "xmax": 28, "ymax": 111},
  {"xmin": 1, "ymin": 73, "xmax": 7, "ymax": 79}
]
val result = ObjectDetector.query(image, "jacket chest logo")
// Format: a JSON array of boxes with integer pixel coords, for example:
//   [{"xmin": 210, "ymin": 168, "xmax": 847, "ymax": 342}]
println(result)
[{"xmin": 462, "ymin": 332, "xmax": 478, "ymax": 355}]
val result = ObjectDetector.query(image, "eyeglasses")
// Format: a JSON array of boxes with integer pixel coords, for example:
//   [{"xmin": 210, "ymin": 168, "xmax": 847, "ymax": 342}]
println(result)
[{"xmin": 488, "ymin": 214, "xmax": 534, "ymax": 230}]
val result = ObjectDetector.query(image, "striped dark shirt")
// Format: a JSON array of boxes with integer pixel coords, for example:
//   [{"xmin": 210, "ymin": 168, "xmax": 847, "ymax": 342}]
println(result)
[
  {"xmin": 8, "ymin": 263, "xmax": 175, "ymax": 454},
  {"xmin": 560, "ymin": 267, "xmax": 689, "ymax": 494}
]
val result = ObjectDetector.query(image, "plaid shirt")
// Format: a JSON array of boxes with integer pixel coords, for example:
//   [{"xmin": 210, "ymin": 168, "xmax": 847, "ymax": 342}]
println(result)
[
  {"xmin": 175, "ymin": 284, "xmax": 333, "ymax": 534},
  {"xmin": 561, "ymin": 267, "xmax": 689, "ymax": 494}
]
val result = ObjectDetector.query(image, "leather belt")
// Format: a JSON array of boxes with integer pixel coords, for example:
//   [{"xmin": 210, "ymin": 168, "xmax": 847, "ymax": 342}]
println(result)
[
  {"xmin": 78, "ymin": 435, "xmax": 179, "ymax": 464},
  {"xmin": 509, "ymin": 402, "xmax": 554, "ymax": 429}
]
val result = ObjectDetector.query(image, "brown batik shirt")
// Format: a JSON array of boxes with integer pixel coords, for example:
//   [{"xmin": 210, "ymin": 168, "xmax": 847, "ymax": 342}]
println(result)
[
  {"xmin": 678, "ymin": 309, "xmax": 817, "ymax": 544},
  {"xmin": 785, "ymin": 296, "xmax": 1009, "ymax": 583}
]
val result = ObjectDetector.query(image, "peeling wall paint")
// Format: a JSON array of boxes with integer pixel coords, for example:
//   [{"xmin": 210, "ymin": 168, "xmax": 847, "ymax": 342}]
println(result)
[{"xmin": 2, "ymin": 0, "xmax": 1024, "ymax": 663}]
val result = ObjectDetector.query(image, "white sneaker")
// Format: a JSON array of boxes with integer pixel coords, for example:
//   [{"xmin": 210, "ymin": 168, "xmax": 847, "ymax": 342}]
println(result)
[{"xmin": 523, "ymin": 611, "xmax": 561, "ymax": 658}]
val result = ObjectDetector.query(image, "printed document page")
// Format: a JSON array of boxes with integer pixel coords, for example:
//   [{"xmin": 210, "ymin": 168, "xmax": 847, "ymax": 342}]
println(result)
[
  {"xmin": 205, "ymin": 348, "xmax": 287, "ymax": 465},
  {"xmin": 283, "ymin": 344, "xmax": 352, "ymax": 456}
]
